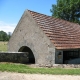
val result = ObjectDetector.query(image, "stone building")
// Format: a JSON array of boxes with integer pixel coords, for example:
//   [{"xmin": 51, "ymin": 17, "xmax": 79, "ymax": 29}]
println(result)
[{"xmin": 8, "ymin": 10, "xmax": 80, "ymax": 66}]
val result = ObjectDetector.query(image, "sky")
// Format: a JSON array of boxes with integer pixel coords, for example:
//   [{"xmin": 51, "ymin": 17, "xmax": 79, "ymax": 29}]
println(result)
[{"xmin": 0, "ymin": 0, "xmax": 56, "ymax": 33}]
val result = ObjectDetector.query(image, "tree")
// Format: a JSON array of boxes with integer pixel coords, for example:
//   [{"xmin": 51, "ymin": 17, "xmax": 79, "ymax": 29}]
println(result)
[
  {"xmin": 50, "ymin": 0, "xmax": 80, "ymax": 24},
  {"xmin": 7, "ymin": 32, "xmax": 12, "ymax": 41},
  {"xmin": 0, "ymin": 31, "xmax": 11, "ymax": 41}
]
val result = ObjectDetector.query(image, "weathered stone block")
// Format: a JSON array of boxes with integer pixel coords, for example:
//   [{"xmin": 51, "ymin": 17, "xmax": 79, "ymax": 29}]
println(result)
[{"xmin": 0, "ymin": 52, "xmax": 29, "ymax": 64}]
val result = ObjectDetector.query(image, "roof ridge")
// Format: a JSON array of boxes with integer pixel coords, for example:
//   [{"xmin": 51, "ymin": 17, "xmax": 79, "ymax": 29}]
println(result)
[
  {"xmin": 28, "ymin": 9, "xmax": 80, "ymax": 26},
  {"xmin": 28, "ymin": 9, "xmax": 51, "ymax": 18}
]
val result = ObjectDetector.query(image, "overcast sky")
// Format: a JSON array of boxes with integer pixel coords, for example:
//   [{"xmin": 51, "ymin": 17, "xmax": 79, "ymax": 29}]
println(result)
[{"xmin": 0, "ymin": 0, "xmax": 56, "ymax": 33}]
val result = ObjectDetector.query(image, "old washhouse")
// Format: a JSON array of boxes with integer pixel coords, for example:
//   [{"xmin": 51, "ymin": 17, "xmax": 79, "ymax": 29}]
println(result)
[{"xmin": 8, "ymin": 10, "xmax": 80, "ymax": 66}]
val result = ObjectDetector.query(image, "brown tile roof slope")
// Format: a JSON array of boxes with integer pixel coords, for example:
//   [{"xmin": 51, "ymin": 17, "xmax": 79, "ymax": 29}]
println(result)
[{"xmin": 28, "ymin": 10, "xmax": 80, "ymax": 49}]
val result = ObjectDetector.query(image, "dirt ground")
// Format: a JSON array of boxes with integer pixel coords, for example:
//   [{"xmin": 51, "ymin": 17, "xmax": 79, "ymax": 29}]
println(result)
[{"xmin": 0, "ymin": 72, "xmax": 80, "ymax": 80}]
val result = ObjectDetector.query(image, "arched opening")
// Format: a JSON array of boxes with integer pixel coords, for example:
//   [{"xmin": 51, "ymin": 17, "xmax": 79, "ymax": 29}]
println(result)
[{"xmin": 18, "ymin": 46, "xmax": 35, "ymax": 64}]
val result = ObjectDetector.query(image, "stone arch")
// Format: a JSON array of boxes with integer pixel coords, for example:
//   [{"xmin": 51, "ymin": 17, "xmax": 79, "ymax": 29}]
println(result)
[{"xmin": 18, "ymin": 46, "xmax": 35, "ymax": 64}]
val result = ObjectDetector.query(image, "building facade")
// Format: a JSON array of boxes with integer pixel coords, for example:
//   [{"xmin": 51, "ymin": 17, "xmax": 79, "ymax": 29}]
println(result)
[{"xmin": 8, "ymin": 10, "xmax": 80, "ymax": 66}]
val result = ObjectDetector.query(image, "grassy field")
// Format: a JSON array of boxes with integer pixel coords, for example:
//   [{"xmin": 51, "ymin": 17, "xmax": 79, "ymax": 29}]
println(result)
[
  {"xmin": 0, "ymin": 63, "xmax": 80, "ymax": 75},
  {"xmin": 0, "ymin": 41, "xmax": 8, "ymax": 52}
]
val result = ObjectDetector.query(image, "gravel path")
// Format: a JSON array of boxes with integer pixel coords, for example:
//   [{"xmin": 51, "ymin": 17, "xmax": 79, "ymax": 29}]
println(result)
[{"xmin": 0, "ymin": 72, "xmax": 80, "ymax": 80}]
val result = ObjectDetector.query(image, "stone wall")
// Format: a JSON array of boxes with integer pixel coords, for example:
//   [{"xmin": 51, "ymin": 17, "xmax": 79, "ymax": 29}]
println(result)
[
  {"xmin": 34, "ymin": 64, "xmax": 80, "ymax": 68},
  {"xmin": 52, "ymin": 64, "xmax": 80, "ymax": 68},
  {"xmin": 0, "ymin": 52, "xmax": 29, "ymax": 64}
]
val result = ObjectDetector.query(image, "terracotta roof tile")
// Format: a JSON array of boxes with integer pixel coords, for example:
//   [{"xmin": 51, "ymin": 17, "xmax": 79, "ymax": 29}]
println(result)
[{"xmin": 28, "ymin": 10, "xmax": 80, "ymax": 49}]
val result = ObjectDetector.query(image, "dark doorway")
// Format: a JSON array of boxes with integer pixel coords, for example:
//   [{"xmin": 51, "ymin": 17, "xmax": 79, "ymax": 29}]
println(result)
[
  {"xmin": 18, "ymin": 46, "xmax": 35, "ymax": 64},
  {"xmin": 63, "ymin": 50, "xmax": 79, "ymax": 64}
]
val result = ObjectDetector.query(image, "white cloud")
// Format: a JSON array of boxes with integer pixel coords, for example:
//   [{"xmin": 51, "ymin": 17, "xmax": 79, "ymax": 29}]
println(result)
[{"xmin": 0, "ymin": 21, "xmax": 16, "ymax": 33}]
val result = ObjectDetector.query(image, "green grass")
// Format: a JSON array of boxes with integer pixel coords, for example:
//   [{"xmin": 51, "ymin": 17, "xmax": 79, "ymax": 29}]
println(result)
[
  {"xmin": 0, "ymin": 63, "xmax": 80, "ymax": 75},
  {"xmin": 0, "ymin": 41, "xmax": 8, "ymax": 52}
]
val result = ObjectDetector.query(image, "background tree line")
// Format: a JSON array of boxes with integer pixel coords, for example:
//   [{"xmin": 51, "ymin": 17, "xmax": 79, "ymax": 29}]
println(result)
[
  {"xmin": 0, "ymin": 31, "xmax": 11, "ymax": 41},
  {"xmin": 50, "ymin": 0, "xmax": 80, "ymax": 24}
]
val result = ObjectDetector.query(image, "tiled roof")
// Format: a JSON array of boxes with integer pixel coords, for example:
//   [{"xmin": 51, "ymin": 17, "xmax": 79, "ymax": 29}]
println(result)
[{"xmin": 28, "ymin": 10, "xmax": 80, "ymax": 49}]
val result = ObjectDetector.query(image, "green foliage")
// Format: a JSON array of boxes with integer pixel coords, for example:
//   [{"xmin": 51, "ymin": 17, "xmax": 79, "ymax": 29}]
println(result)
[
  {"xmin": 50, "ymin": 0, "xmax": 80, "ymax": 24},
  {"xmin": 0, "ymin": 63, "xmax": 80, "ymax": 75},
  {"xmin": 0, "ymin": 31, "xmax": 11, "ymax": 41}
]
